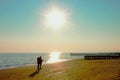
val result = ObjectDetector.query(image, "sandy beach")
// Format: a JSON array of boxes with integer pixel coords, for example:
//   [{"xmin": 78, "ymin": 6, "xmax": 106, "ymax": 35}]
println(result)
[{"xmin": 0, "ymin": 59, "xmax": 120, "ymax": 80}]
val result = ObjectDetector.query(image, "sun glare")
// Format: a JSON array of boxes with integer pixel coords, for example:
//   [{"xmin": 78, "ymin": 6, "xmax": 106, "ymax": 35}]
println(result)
[
  {"xmin": 47, "ymin": 51, "xmax": 61, "ymax": 63},
  {"xmin": 45, "ymin": 8, "xmax": 66, "ymax": 30}
]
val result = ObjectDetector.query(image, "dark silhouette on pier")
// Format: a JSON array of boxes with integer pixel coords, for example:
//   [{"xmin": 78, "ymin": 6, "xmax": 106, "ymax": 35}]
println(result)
[{"xmin": 85, "ymin": 55, "xmax": 120, "ymax": 60}]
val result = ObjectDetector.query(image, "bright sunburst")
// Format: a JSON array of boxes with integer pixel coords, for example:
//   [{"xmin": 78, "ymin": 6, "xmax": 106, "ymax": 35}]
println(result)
[
  {"xmin": 47, "ymin": 51, "xmax": 61, "ymax": 63},
  {"xmin": 45, "ymin": 7, "xmax": 66, "ymax": 30}
]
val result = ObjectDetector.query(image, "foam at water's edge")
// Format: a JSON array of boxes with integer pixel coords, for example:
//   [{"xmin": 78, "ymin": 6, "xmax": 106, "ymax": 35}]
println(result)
[{"xmin": 0, "ymin": 59, "xmax": 72, "ymax": 70}]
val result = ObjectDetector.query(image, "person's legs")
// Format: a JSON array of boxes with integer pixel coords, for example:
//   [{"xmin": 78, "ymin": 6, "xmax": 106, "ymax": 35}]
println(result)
[
  {"xmin": 37, "ymin": 63, "xmax": 39, "ymax": 70},
  {"xmin": 40, "ymin": 63, "xmax": 42, "ymax": 69}
]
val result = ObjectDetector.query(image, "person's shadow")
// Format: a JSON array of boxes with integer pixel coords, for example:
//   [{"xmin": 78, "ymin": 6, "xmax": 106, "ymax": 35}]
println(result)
[{"xmin": 29, "ymin": 69, "xmax": 40, "ymax": 77}]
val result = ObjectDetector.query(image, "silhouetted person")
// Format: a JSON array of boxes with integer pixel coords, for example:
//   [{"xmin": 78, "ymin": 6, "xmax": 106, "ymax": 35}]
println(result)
[
  {"xmin": 37, "ymin": 57, "xmax": 40, "ymax": 70},
  {"xmin": 39, "ymin": 56, "xmax": 43, "ymax": 69},
  {"xmin": 37, "ymin": 56, "xmax": 43, "ymax": 70}
]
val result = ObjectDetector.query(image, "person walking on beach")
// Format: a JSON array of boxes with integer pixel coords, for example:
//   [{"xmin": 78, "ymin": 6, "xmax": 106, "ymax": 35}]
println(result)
[
  {"xmin": 37, "ymin": 56, "xmax": 40, "ymax": 70},
  {"xmin": 39, "ymin": 56, "xmax": 43, "ymax": 69},
  {"xmin": 37, "ymin": 56, "xmax": 43, "ymax": 70}
]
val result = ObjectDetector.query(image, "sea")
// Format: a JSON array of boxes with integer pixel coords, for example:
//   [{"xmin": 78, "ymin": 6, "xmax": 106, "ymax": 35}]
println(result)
[{"xmin": 0, "ymin": 53, "xmax": 84, "ymax": 69}]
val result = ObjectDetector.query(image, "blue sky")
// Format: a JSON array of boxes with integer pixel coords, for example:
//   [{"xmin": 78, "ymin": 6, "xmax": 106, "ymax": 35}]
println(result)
[{"xmin": 0, "ymin": 0, "xmax": 120, "ymax": 52}]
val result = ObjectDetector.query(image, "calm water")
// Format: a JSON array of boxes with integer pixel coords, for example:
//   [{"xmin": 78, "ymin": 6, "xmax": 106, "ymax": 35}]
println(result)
[{"xmin": 0, "ymin": 53, "xmax": 84, "ymax": 69}]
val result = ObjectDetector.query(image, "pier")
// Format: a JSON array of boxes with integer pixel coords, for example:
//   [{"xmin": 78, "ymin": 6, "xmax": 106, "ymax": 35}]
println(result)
[{"xmin": 85, "ymin": 56, "xmax": 120, "ymax": 60}]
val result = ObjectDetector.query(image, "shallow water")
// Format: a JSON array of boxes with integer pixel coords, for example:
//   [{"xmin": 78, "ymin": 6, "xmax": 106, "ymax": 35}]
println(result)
[{"xmin": 0, "ymin": 53, "xmax": 84, "ymax": 69}]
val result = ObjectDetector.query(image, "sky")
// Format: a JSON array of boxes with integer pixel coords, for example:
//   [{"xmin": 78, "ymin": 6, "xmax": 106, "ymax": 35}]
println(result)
[{"xmin": 0, "ymin": 0, "xmax": 120, "ymax": 52}]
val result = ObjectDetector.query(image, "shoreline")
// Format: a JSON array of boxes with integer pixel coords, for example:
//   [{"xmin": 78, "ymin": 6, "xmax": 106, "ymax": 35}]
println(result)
[
  {"xmin": 0, "ymin": 59, "xmax": 120, "ymax": 80},
  {"xmin": 0, "ymin": 59, "xmax": 72, "ymax": 70}
]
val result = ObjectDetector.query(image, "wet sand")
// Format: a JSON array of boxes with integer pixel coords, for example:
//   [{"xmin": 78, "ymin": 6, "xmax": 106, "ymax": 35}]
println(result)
[{"xmin": 0, "ymin": 59, "xmax": 120, "ymax": 80}]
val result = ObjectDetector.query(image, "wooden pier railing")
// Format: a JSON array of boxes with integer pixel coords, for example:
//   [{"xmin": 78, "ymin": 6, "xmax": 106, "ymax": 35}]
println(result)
[{"xmin": 84, "ymin": 56, "xmax": 120, "ymax": 60}]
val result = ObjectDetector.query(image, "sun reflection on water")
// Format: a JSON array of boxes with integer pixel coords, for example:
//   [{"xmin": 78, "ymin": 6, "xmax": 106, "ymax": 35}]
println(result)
[{"xmin": 47, "ymin": 51, "xmax": 61, "ymax": 63}]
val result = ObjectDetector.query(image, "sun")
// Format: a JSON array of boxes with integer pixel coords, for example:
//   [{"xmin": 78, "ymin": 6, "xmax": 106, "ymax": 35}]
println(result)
[{"xmin": 45, "ymin": 8, "xmax": 66, "ymax": 30}]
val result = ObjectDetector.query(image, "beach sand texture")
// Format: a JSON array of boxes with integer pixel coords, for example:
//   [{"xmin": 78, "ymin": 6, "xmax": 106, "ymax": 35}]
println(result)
[{"xmin": 0, "ymin": 59, "xmax": 120, "ymax": 80}]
